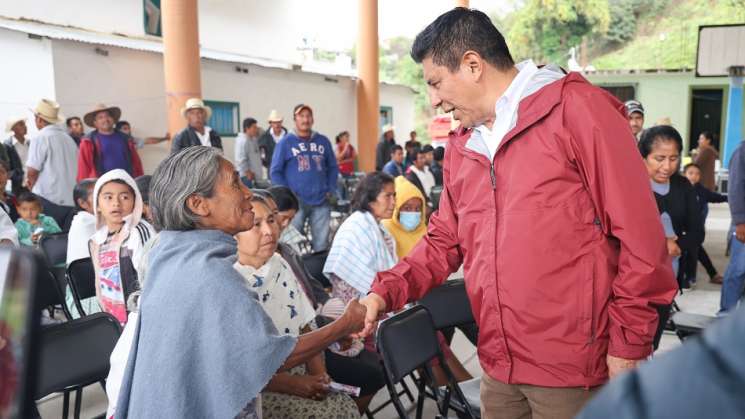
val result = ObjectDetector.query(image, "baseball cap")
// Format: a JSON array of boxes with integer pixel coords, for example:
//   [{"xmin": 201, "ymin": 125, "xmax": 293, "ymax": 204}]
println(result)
[
  {"xmin": 293, "ymin": 104, "xmax": 313, "ymax": 116},
  {"xmin": 624, "ymin": 100, "xmax": 644, "ymax": 116}
]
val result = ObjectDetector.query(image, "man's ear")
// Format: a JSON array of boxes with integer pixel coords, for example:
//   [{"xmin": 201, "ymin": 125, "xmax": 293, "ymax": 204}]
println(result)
[
  {"xmin": 186, "ymin": 194, "xmax": 210, "ymax": 218},
  {"xmin": 461, "ymin": 51, "xmax": 483, "ymax": 80}
]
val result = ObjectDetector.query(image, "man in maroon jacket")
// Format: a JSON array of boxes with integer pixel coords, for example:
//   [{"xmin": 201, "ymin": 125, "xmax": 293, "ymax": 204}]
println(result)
[{"xmin": 358, "ymin": 8, "xmax": 677, "ymax": 419}]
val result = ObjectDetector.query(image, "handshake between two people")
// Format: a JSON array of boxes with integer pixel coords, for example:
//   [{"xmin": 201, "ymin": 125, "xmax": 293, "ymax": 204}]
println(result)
[{"xmin": 334, "ymin": 293, "xmax": 389, "ymax": 339}]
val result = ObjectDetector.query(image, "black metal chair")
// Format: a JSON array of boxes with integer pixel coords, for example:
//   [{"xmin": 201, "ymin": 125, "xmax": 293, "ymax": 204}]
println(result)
[
  {"xmin": 35, "ymin": 312, "xmax": 122, "ymax": 419},
  {"xmin": 670, "ymin": 311, "xmax": 717, "ymax": 341},
  {"xmin": 418, "ymin": 279, "xmax": 481, "ymax": 417},
  {"xmin": 37, "ymin": 266, "xmax": 72, "ymax": 321},
  {"xmin": 39, "ymin": 232, "xmax": 68, "ymax": 268},
  {"xmin": 430, "ymin": 186, "xmax": 443, "ymax": 211},
  {"xmin": 376, "ymin": 305, "xmax": 478, "ymax": 419},
  {"xmin": 66, "ymin": 258, "xmax": 97, "ymax": 317},
  {"xmin": 301, "ymin": 249, "xmax": 332, "ymax": 289}
]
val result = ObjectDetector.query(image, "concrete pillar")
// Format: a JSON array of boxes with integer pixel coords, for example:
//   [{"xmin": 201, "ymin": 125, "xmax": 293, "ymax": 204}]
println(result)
[
  {"xmin": 356, "ymin": 0, "xmax": 379, "ymax": 172},
  {"xmin": 456, "ymin": 0, "xmax": 469, "ymax": 8},
  {"xmin": 722, "ymin": 66, "xmax": 744, "ymax": 168},
  {"xmin": 161, "ymin": 0, "xmax": 202, "ymax": 137}
]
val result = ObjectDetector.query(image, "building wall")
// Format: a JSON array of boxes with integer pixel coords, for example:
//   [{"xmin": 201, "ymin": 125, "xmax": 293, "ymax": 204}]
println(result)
[
  {"xmin": 0, "ymin": 0, "xmax": 306, "ymax": 65},
  {"xmin": 584, "ymin": 71, "xmax": 744, "ymax": 152},
  {"xmin": 46, "ymin": 38, "xmax": 415, "ymax": 174},
  {"xmin": 0, "ymin": 28, "xmax": 57, "ymax": 134}
]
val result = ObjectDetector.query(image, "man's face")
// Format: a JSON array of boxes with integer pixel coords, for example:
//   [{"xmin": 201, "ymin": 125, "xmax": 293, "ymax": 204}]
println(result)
[
  {"xmin": 186, "ymin": 108, "xmax": 206, "ymax": 130},
  {"xmin": 629, "ymin": 112, "xmax": 644, "ymax": 136},
  {"xmin": 246, "ymin": 123, "xmax": 259, "ymax": 138},
  {"xmin": 424, "ymin": 151, "xmax": 434, "ymax": 165},
  {"xmin": 422, "ymin": 56, "xmax": 484, "ymax": 129},
  {"xmin": 410, "ymin": 132, "xmax": 417, "ymax": 141},
  {"xmin": 294, "ymin": 109, "xmax": 314, "ymax": 133},
  {"xmin": 11, "ymin": 121, "xmax": 27, "ymax": 138},
  {"xmin": 414, "ymin": 153, "xmax": 426, "ymax": 170},
  {"xmin": 94, "ymin": 111, "xmax": 115, "ymax": 133},
  {"xmin": 392, "ymin": 149, "xmax": 404, "ymax": 164},
  {"xmin": 269, "ymin": 121, "xmax": 283, "ymax": 134},
  {"xmin": 384, "ymin": 130, "xmax": 394, "ymax": 141},
  {"xmin": 68, "ymin": 118, "xmax": 84, "ymax": 136},
  {"xmin": 0, "ymin": 167, "xmax": 8, "ymax": 188}
]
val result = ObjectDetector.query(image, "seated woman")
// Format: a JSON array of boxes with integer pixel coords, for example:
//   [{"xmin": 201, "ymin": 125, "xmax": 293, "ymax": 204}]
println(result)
[
  {"xmin": 235, "ymin": 194, "xmax": 358, "ymax": 418},
  {"xmin": 264, "ymin": 188, "xmax": 386, "ymax": 412},
  {"xmin": 381, "ymin": 176, "xmax": 428, "ymax": 259},
  {"xmin": 324, "ymin": 172, "xmax": 472, "ymax": 384},
  {"xmin": 112, "ymin": 147, "xmax": 366, "ymax": 419},
  {"xmin": 268, "ymin": 185, "xmax": 308, "ymax": 254}
]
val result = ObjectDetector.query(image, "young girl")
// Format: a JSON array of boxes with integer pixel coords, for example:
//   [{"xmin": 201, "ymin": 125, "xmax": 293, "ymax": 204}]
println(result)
[
  {"xmin": 90, "ymin": 169, "xmax": 154, "ymax": 325},
  {"xmin": 14, "ymin": 192, "xmax": 61, "ymax": 246}
]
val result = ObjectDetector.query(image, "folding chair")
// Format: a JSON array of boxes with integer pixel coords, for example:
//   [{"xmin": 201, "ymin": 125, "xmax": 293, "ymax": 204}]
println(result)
[
  {"xmin": 301, "ymin": 249, "xmax": 332, "ymax": 289},
  {"xmin": 430, "ymin": 186, "xmax": 443, "ymax": 211},
  {"xmin": 66, "ymin": 258, "xmax": 97, "ymax": 317},
  {"xmin": 670, "ymin": 311, "xmax": 717, "ymax": 341},
  {"xmin": 35, "ymin": 312, "xmax": 122, "ymax": 419},
  {"xmin": 39, "ymin": 232, "xmax": 68, "ymax": 268},
  {"xmin": 376, "ymin": 305, "xmax": 478, "ymax": 419},
  {"xmin": 418, "ymin": 279, "xmax": 481, "ymax": 416},
  {"xmin": 37, "ymin": 263, "xmax": 72, "ymax": 321}
]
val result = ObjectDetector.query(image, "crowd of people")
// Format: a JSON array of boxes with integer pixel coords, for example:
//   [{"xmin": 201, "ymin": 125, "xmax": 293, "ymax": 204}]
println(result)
[{"xmin": 1, "ymin": 6, "xmax": 744, "ymax": 419}]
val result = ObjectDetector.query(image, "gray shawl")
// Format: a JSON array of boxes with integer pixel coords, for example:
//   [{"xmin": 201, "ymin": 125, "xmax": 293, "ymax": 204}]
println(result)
[{"xmin": 115, "ymin": 229, "xmax": 296, "ymax": 418}]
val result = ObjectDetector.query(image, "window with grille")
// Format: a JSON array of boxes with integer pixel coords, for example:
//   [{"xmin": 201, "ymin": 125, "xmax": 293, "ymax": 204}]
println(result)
[{"xmin": 204, "ymin": 101, "xmax": 240, "ymax": 137}]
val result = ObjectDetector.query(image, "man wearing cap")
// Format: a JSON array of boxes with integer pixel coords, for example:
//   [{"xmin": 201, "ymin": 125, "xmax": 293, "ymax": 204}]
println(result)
[
  {"xmin": 270, "ymin": 104, "xmax": 339, "ymax": 252},
  {"xmin": 26, "ymin": 99, "xmax": 79, "ymax": 206},
  {"xmin": 625, "ymin": 100, "xmax": 645, "ymax": 141},
  {"xmin": 258, "ymin": 109, "xmax": 288, "ymax": 175},
  {"xmin": 171, "ymin": 98, "xmax": 222, "ymax": 154},
  {"xmin": 3, "ymin": 117, "xmax": 29, "ymax": 193},
  {"xmin": 375, "ymin": 124, "xmax": 396, "ymax": 171},
  {"xmin": 77, "ymin": 104, "xmax": 144, "ymax": 181}
]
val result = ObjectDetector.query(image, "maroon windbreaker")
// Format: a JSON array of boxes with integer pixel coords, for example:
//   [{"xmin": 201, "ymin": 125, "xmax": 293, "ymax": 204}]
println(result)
[{"xmin": 371, "ymin": 72, "xmax": 677, "ymax": 388}]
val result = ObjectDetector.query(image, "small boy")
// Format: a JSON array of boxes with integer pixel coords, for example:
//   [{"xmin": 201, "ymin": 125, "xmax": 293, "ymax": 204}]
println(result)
[
  {"xmin": 90, "ymin": 169, "xmax": 154, "ymax": 325},
  {"xmin": 14, "ymin": 192, "xmax": 61, "ymax": 246},
  {"xmin": 683, "ymin": 163, "xmax": 727, "ymax": 284}
]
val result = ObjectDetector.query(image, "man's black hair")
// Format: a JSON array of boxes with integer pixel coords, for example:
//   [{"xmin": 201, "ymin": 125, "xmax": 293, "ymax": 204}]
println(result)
[
  {"xmin": 411, "ymin": 7, "xmax": 514, "ymax": 72},
  {"xmin": 242, "ymin": 117, "xmax": 258, "ymax": 132},
  {"xmin": 391, "ymin": 144, "xmax": 403, "ymax": 155}
]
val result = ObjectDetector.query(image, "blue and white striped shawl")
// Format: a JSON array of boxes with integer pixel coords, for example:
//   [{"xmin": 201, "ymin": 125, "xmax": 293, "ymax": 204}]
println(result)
[{"xmin": 323, "ymin": 210, "xmax": 397, "ymax": 295}]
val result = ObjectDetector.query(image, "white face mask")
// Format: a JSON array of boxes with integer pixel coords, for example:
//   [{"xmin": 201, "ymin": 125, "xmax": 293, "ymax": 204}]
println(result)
[{"xmin": 399, "ymin": 211, "xmax": 421, "ymax": 231}]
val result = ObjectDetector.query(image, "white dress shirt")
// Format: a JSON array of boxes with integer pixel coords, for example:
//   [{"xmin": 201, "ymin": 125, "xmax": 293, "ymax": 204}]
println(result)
[
  {"xmin": 0, "ymin": 209, "xmax": 18, "ymax": 245},
  {"xmin": 474, "ymin": 60, "xmax": 539, "ymax": 160},
  {"xmin": 195, "ymin": 126, "xmax": 213, "ymax": 147}
]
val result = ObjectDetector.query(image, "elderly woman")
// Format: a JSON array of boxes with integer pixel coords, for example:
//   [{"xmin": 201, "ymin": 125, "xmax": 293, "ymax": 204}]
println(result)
[
  {"xmin": 114, "ymin": 147, "xmax": 366, "ymax": 418},
  {"xmin": 235, "ymin": 194, "xmax": 358, "ymax": 418}
]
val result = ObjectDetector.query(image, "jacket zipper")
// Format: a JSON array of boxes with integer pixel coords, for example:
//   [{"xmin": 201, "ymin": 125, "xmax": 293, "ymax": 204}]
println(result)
[{"xmin": 489, "ymin": 163, "xmax": 496, "ymax": 190}]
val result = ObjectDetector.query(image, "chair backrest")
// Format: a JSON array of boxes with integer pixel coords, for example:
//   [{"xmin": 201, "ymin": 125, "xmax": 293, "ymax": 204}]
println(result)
[
  {"xmin": 40, "ymin": 198, "xmax": 75, "ymax": 233},
  {"xmin": 376, "ymin": 305, "xmax": 441, "ymax": 383},
  {"xmin": 35, "ymin": 312, "xmax": 121, "ymax": 399},
  {"xmin": 430, "ymin": 185, "xmax": 443, "ymax": 211},
  {"xmin": 301, "ymin": 249, "xmax": 331, "ymax": 288},
  {"xmin": 418, "ymin": 279, "xmax": 474, "ymax": 330},
  {"xmin": 39, "ymin": 232, "xmax": 68, "ymax": 268},
  {"xmin": 67, "ymin": 258, "xmax": 97, "ymax": 301},
  {"xmin": 36, "ymin": 268, "xmax": 69, "ymax": 317}
]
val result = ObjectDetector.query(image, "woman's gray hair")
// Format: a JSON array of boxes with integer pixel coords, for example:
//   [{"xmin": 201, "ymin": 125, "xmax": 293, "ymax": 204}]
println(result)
[{"xmin": 150, "ymin": 146, "xmax": 223, "ymax": 231}]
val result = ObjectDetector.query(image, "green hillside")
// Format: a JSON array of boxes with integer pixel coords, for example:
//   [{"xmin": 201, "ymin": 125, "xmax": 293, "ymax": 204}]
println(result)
[{"xmin": 591, "ymin": 0, "xmax": 745, "ymax": 70}]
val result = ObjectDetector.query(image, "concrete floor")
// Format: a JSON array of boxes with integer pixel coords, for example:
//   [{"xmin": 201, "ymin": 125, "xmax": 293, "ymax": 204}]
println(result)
[{"xmin": 37, "ymin": 203, "xmax": 731, "ymax": 419}]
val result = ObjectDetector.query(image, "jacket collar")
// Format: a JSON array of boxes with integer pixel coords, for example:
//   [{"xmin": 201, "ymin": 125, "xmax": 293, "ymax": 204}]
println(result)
[{"xmin": 449, "ymin": 70, "xmax": 586, "ymax": 163}]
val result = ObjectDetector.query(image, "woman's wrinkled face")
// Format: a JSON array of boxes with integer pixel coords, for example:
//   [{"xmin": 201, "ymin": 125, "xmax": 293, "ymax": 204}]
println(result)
[
  {"xmin": 199, "ymin": 159, "xmax": 254, "ymax": 235},
  {"xmin": 644, "ymin": 139, "xmax": 680, "ymax": 184},
  {"xmin": 369, "ymin": 182, "xmax": 396, "ymax": 220},
  {"xmin": 236, "ymin": 201, "xmax": 277, "ymax": 264}
]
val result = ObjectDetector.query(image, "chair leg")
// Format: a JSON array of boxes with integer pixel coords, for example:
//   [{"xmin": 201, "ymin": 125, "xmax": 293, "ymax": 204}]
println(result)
[
  {"xmin": 399, "ymin": 375, "xmax": 416, "ymax": 403},
  {"xmin": 62, "ymin": 390, "xmax": 70, "ymax": 419},
  {"xmin": 74, "ymin": 387, "xmax": 83, "ymax": 419}
]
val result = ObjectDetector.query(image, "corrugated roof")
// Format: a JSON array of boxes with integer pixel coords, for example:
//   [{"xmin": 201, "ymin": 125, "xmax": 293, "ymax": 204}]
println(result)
[{"xmin": 0, "ymin": 15, "xmax": 417, "ymax": 92}]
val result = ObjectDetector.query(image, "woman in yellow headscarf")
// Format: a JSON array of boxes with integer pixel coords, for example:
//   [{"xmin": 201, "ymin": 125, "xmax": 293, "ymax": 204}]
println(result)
[{"xmin": 382, "ymin": 176, "xmax": 427, "ymax": 258}]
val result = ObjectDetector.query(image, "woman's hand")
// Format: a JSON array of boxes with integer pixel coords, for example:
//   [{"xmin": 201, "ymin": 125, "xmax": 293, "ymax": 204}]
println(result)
[
  {"xmin": 666, "ymin": 238, "xmax": 681, "ymax": 257},
  {"xmin": 290, "ymin": 373, "xmax": 330, "ymax": 400},
  {"xmin": 340, "ymin": 299, "xmax": 367, "ymax": 336}
]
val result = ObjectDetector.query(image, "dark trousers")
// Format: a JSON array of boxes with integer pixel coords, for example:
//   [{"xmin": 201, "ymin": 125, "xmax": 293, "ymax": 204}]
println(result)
[{"xmin": 325, "ymin": 349, "xmax": 386, "ymax": 397}]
